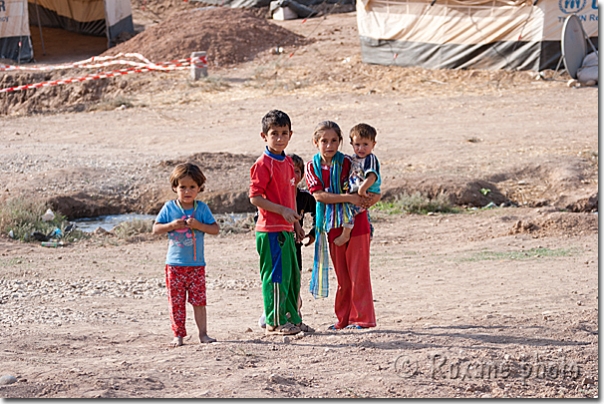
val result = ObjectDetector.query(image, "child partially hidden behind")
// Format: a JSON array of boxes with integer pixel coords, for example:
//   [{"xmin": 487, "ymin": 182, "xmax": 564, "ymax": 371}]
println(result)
[{"xmin": 334, "ymin": 123, "xmax": 381, "ymax": 246}]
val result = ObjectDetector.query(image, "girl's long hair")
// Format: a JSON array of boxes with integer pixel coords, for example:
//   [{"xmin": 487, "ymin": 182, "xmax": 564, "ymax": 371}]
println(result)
[{"xmin": 312, "ymin": 120, "xmax": 342, "ymax": 144}]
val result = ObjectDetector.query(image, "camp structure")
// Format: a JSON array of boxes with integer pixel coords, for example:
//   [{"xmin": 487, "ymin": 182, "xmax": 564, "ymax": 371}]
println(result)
[
  {"xmin": 356, "ymin": 0, "xmax": 599, "ymax": 70},
  {"xmin": 0, "ymin": 0, "xmax": 135, "ymax": 63}
]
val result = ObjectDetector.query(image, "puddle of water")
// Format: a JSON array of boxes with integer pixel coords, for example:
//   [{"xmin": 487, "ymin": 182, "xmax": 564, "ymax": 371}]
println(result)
[
  {"xmin": 74, "ymin": 213, "xmax": 156, "ymax": 233},
  {"xmin": 73, "ymin": 212, "xmax": 254, "ymax": 233}
]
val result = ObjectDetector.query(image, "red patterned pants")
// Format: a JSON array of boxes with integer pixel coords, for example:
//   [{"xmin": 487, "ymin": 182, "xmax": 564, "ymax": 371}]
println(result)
[{"xmin": 165, "ymin": 265, "xmax": 206, "ymax": 337}]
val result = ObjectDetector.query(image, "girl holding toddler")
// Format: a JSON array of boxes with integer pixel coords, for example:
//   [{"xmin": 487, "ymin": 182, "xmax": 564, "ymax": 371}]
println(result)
[{"xmin": 305, "ymin": 121, "xmax": 380, "ymax": 330}]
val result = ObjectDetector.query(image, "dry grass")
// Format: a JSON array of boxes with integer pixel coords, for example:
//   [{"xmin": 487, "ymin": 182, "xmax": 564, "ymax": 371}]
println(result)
[
  {"xmin": 0, "ymin": 196, "xmax": 88, "ymax": 242},
  {"xmin": 372, "ymin": 191, "xmax": 459, "ymax": 215}
]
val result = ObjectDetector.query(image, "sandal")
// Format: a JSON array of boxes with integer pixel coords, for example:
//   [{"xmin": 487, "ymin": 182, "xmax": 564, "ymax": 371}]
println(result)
[
  {"xmin": 327, "ymin": 324, "xmax": 339, "ymax": 331},
  {"xmin": 345, "ymin": 324, "xmax": 363, "ymax": 330},
  {"xmin": 296, "ymin": 322, "xmax": 315, "ymax": 333},
  {"xmin": 265, "ymin": 323, "xmax": 301, "ymax": 336}
]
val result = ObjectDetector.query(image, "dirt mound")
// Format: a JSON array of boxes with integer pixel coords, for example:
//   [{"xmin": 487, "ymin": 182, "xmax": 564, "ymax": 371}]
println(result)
[
  {"xmin": 130, "ymin": 0, "xmax": 201, "ymax": 23},
  {"xmin": 509, "ymin": 211, "xmax": 598, "ymax": 237},
  {"xmin": 382, "ymin": 156, "xmax": 598, "ymax": 212},
  {"xmin": 102, "ymin": 7, "xmax": 309, "ymax": 66},
  {"xmin": 40, "ymin": 152, "xmax": 258, "ymax": 219},
  {"xmin": 382, "ymin": 176, "xmax": 508, "ymax": 208},
  {"xmin": 160, "ymin": 152, "xmax": 257, "ymax": 213},
  {"xmin": 47, "ymin": 192, "xmax": 130, "ymax": 219},
  {"xmin": 0, "ymin": 71, "xmax": 125, "ymax": 115},
  {"xmin": 160, "ymin": 151, "xmax": 257, "ymax": 172},
  {"xmin": 486, "ymin": 156, "xmax": 598, "ymax": 211}
]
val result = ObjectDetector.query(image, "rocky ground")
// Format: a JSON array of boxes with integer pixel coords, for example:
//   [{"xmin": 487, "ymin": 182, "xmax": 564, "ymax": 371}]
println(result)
[{"xmin": 0, "ymin": 4, "xmax": 599, "ymax": 399}]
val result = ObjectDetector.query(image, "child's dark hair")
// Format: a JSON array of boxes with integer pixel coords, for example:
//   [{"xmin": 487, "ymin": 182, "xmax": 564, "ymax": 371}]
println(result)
[
  {"xmin": 312, "ymin": 120, "xmax": 342, "ymax": 143},
  {"xmin": 262, "ymin": 110, "xmax": 292, "ymax": 134},
  {"xmin": 349, "ymin": 123, "xmax": 377, "ymax": 142},
  {"xmin": 288, "ymin": 153, "xmax": 305, "ymax": 174},
  {"xmin": 170, "ymin": 162, "xmax": 206, "ymax": 193}
]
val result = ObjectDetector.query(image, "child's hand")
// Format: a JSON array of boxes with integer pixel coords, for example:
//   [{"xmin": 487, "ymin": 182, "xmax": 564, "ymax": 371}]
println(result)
[
  {"xmin": 304, "ymin": 232, "xmax": 316, "ymax": 246},
  {"xmin": 360, "ymin": 193, "xmax": 380, "ymax": 209},
  {"xmin": 185, "ymin": 217, "xmax": 200, "ymax": 229},
  {"xmin": 171, "ymin": 218, "xmax": 188, "ymax": 230},
  {"xmin": 349, "ymin": 193, "xmax": 364, "ymax": 207},
  {"xmin": 281, "ymin": 207, "xmax": 302, "ymax": 224},
  {"xmin": 294, "ymin": 221, "xmax": 305, "ymax": 242}
]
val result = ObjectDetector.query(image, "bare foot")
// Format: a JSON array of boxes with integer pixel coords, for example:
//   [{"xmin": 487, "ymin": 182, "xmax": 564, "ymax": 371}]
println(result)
[
  {"xmin": 170, "ymin": 336, "xmax": 183, "ymax": 347},
  {"xmin": 199, "ymin": 334, "xmax": 216, "ymax": 343},
  {"xmin": 333, "ymin": 233, "xmax": 350, "ymax": 246}
]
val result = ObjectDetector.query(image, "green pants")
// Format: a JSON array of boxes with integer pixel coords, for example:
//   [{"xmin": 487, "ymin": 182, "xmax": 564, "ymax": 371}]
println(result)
[{"xmin": 256, "ymin": 231, "xmax": 301, "ymax": 327}]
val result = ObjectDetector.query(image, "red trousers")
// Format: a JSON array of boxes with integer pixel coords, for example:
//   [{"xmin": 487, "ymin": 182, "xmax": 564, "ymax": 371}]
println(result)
[
  {"xmin": 329, "ymin": 233, "xmax": 376, "ymax": 329},
  {"xmin": 165, "ymin": 265, "xmax": 206, "ymax": 338}
]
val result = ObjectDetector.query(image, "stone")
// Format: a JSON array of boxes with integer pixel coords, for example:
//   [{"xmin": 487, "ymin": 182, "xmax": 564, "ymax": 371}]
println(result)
[
  {"xmin": 0, "ymin": 375, "xmax": 18, "ymax": 385},
  {"xmin": 582, "ymin": 377, "xmax": 594, "ymax": 386}
]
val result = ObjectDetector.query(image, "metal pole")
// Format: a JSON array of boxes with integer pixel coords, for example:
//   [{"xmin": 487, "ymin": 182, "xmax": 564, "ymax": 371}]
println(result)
[
  {"xmin": 579, "ymin": 22, "xmax": 598, "ymax": 55},
  {"xmin": 34, "ymin": 0, "xmax": 46, "ymax": 55}
]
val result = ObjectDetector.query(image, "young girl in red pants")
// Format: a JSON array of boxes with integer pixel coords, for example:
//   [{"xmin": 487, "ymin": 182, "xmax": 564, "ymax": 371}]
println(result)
[
  {"xmin": 305, "ymin": 121, "xmax": 381, "ymax": 330},
  {"xmin": 153, "ymin": 163, "xmax": 220, "ymax": 346}
]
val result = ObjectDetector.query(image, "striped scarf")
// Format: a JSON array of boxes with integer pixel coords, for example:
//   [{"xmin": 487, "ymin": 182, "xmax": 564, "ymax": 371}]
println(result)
[{"xmin": 309, "ymin": 151, "xmax": 353, "ymax": 299}]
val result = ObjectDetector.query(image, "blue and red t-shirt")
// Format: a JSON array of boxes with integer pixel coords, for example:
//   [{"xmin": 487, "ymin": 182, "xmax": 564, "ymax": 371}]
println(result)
[{"xmin": 249, "ymin": 147, "xmax": 297, "ymax": 233}]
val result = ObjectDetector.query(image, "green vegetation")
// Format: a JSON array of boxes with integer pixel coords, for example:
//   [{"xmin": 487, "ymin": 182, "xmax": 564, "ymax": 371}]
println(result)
[
  {"xmin": 0, "ymin": 196, "xmax": 88, "ymax": 242},
  {"xmin": 462, "ymin": 247, "xmax": 576, "ymax": 262},
  {"xmin": 371, "ymin": 192, "xmax": 460, "ymax": 215}
]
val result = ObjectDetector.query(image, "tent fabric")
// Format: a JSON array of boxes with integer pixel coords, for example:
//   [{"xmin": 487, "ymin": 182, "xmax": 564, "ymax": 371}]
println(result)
[
  {"xmin": 27, "ymin": 0, "xmax": 134, "ymax": 40},
  {"xmin": 28, "ymin": 1, "xmax": 106, "ymax": 36},
  {"xmin": 357, "ymin": 0, "xmax": 599, "ymax": 70},
  {"xmin": 190, "ymin": 0, "xmax": 350, "ymax": 9},
  {"xmin": 105, "ymin": 0, "xmax": 132, "ymax": 27},
  {"xmin": 0, "ymin": 36, "xmax": 34, "ymax": 62},
  {"xmin": 32, "ymin": 0, "xmax": 106, "ymax": 23},
  {"xmin": 0, "ymin": 0, "xmax": 34, "ymax": 62},
  {"xmin": 0, "ymin": 0, "xmax": 134, "ymax": 63}
]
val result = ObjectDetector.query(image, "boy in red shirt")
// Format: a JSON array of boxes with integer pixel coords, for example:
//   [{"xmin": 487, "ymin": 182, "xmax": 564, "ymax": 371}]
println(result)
[{"xmin": 249, "ymin": 110, "xmax": 313, "ymax": 335}]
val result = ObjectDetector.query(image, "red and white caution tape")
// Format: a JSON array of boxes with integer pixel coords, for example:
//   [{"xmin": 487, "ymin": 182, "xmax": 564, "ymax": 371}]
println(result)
[
  {"xmin": 0, "ymin": 52, "xmax": 203, "ymax": 72},
  {"xmin": 0, "ymin": 53, "xmax": 208, "ymax": 93}
]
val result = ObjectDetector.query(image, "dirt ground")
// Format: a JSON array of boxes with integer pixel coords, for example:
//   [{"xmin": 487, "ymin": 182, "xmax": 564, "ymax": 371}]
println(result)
[{"xmin": 0, "ymin": 6, "xmax": 599, "ymax": 399}]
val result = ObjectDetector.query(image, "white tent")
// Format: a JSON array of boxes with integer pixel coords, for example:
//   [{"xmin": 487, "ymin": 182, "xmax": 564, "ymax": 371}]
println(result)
[
  {"xmin": 356, "ymin": 0, "xmax": 598, "ymax": 70},
  {"xmin": 0, "ymin": 0, "xmax": 134, "ymax": 63}
]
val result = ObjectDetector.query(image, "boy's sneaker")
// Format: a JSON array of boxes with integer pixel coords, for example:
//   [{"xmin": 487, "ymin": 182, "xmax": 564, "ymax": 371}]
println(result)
[{"xmin": 258, "ymin": 314, "xmax": 266, "ymax": 329}]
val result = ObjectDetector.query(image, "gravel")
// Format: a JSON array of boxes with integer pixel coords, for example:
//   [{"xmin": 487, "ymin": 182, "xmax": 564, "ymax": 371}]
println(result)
[{"xmin": 0, "ymin": 277, "xmax": 261, "ymax": 327}]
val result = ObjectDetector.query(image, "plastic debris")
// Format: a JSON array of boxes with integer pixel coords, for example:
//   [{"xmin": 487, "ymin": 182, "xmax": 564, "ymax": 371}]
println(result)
[
  {"xmin": 41, "ymin": 208, "xmax": 55, "ymax": 222},
  {"xmin": 41, "ymin": 241, "xmax": 63, "ymax": 248}
]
